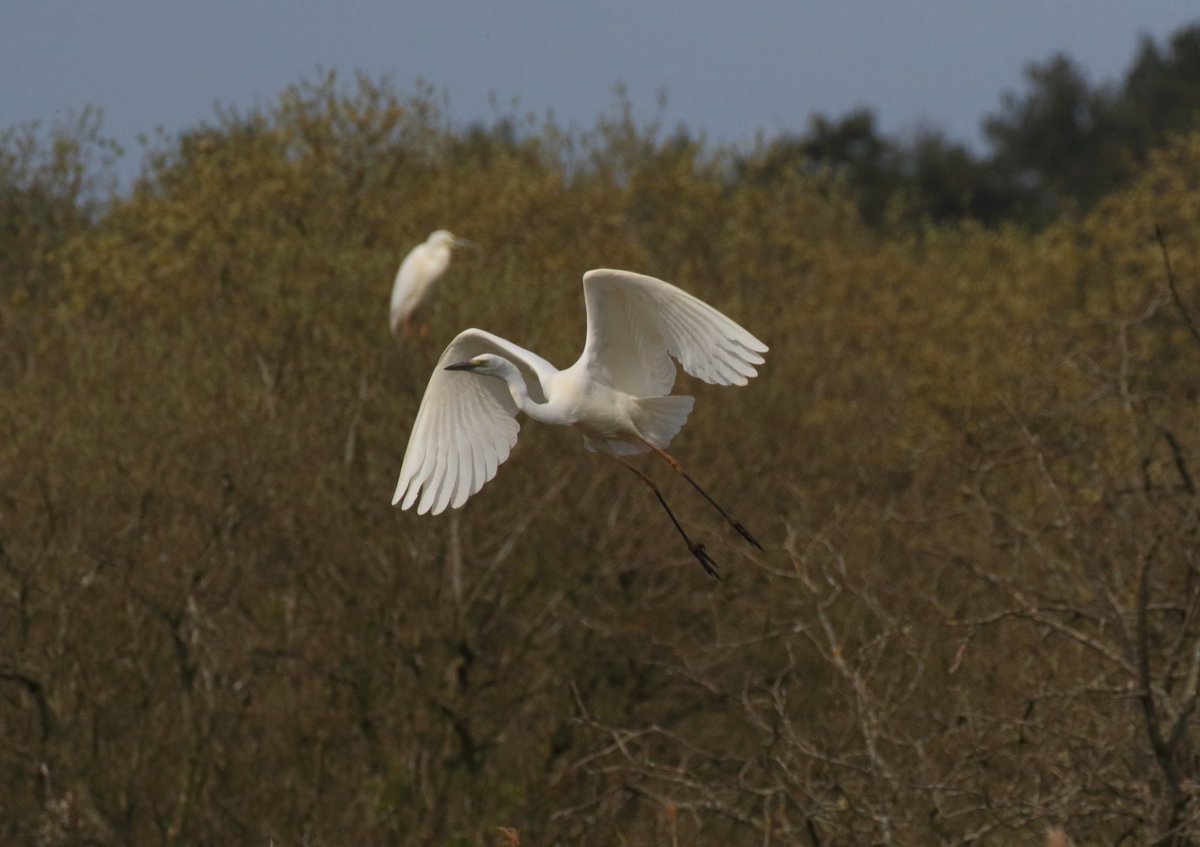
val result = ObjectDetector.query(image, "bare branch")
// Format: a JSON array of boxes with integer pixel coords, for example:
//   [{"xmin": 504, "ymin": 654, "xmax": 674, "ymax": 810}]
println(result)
[{"xmin": 1155, "ymin": 224, "xmax": 1200, "ymax": 349}]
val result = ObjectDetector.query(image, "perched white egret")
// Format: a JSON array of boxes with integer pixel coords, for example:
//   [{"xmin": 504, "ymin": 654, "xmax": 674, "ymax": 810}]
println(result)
[
  {"xmin": 389, "ymin": 230, "xmax": 475, "ymax": 337},
  {"xmin": 392, "ymin": 269, "xmax": 768, "ymax": 577}
]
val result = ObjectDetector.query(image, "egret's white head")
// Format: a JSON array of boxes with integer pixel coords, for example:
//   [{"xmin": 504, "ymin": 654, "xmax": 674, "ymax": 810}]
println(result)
[
  {"xmin": 444, "ymin": 353, "xmax": 506, "ymax": 376},
  {"xmin": 428, "ymin": 230, "xmax": 476, "ymax": 251}
]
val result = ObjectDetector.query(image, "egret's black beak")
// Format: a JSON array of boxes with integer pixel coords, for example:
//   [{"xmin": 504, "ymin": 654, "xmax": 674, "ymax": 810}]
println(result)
[{"xmin": 445, "ymin": 361, "xmax": 481, "ymax": 372}]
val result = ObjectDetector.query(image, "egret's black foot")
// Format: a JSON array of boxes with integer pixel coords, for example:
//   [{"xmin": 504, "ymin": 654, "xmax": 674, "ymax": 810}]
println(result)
[
  {"xmin": 690, "ymin": 543, "xmax": 721, "ymax": 580},
  {"xmin": 733, "ymin": 521, "xmax": 764, "ymax": 551}
]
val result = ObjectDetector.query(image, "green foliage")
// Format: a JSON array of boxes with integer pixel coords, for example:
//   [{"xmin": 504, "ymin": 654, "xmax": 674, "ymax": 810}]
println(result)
[
  {"xmin": 3, "ymin": 69, "xmax": 1200, "ymax": 846},
  {"xmin": 754, "ymin": 22, "xmax": 1200, "ymax": 228},
  {"xmin": 0, "ymin": 107, "xmax": 118, "ymax": 300}
]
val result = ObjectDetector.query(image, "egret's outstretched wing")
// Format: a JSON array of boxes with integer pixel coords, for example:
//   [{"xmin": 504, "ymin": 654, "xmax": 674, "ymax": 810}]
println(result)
[
  {"xmin": 578, "ymin": 269, "xmax": 768, "ymax": 395},
  {"xmin": 393, "ymin": 329, "xmax": 548, "ymax": 514}
]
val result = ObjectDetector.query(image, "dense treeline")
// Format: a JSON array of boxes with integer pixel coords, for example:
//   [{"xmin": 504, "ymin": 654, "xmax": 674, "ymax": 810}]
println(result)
[
  {"xmin": 754, "ymin": 23, "xmax": 1200, "ymax": 226},
  {"xmin": 2, "ymin": 25, "xmax": 1200, "ymax": 847}
]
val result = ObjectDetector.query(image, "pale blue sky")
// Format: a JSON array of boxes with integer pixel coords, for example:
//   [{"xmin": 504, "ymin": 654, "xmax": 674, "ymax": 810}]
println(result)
[{"xmin": 3, "ymin": 2, "xmax": 1198, "ymax": 178}]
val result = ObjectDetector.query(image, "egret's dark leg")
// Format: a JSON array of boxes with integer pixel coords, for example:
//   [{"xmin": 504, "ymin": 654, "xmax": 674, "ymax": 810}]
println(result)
[
  {"xmin": 612, "ymin": 457, "xmax": 720, "ymax": 579},
  {"xmin": 642, "ymin": 442, "xmax": 764, "ymax": 551}
]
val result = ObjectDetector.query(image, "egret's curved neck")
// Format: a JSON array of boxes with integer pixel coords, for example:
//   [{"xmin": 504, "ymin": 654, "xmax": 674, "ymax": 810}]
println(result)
[{"xmin": 492, "ymin": 359, "xmax": 552, "ymax": 422}]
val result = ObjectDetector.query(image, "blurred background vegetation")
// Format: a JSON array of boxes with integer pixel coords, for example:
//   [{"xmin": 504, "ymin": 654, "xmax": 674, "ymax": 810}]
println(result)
[{"xmin": 3, "ymin": 21, "xmax": 1200, "ymax": 847}]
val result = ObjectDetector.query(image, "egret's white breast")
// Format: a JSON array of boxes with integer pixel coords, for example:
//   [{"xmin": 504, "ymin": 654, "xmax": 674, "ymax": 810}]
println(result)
[{"xmin": 566, "ymin": 380, "xmax": 637, "ymax": 442}]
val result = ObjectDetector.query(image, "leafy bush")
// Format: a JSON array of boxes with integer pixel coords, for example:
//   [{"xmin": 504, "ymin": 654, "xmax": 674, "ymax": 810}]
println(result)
[{"xmin": 2, "ymin": 72, "xmax": 1200, "ymax": 846}]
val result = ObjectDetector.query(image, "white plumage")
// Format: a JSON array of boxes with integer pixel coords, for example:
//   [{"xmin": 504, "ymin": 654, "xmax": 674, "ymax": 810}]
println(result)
[
  {"xmin": 389, "ymin": 230, "xmax": 472, "ymax": 336},
  {"xmin": 392, "ymin": 269, "xmax": 768, "ymax": 575}
]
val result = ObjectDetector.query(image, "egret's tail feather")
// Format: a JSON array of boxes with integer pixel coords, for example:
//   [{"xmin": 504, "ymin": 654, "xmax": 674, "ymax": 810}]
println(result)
[{"xmin": 633, "ymin": 395, "xmax": 695, "ymax": 449}]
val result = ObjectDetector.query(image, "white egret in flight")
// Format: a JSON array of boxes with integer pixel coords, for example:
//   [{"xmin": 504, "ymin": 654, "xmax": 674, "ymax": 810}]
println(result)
[
  {"xmin": 393, "ymin": 269, "xmax": 768, "ymax": 577},
  {"xmin": 389, "ymin": 230, "xmax": 476, "ymax": 337}
]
